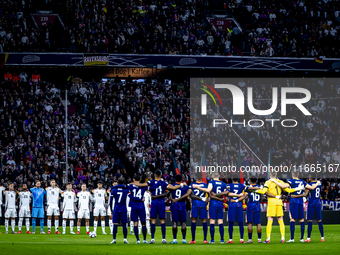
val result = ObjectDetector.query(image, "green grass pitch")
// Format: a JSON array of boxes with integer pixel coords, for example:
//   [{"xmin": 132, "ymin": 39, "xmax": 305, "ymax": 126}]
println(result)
[{"xmin": 0, "ymin": 225, "xmax": 339, "ymax": 254}]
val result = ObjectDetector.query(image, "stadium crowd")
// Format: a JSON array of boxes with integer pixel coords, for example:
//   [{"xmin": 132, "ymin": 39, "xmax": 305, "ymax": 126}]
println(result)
[{"xmin": 1, "ymin": 0, "xmax": 340, "ymax": 57}]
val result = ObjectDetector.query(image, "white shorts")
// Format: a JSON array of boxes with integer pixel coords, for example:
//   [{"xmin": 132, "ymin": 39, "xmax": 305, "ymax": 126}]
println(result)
[
  {"xmin": 78, "ymin": 209, "xmax": 90, "ymax": 219},
  {"xmin": 63, "ymin": 210, "xmax": 75, "ymax": 219},
  {"xmin": 5, "ymin": 208, "xmax": 17, "ymax": 218},
  {"xmin": 47, "ymin": 205, "xmax": 60, "ymax": 216},
  {"xmin": 93, "ymin": 207, "xmax": 106, "ymax": 217},
  {"xmin": 107, "ymin": 207, "xmax": 112, "ymax": 217},
  {"xmin": 19, "ymin": 207, "xmax": 31, "ymax": 218}
]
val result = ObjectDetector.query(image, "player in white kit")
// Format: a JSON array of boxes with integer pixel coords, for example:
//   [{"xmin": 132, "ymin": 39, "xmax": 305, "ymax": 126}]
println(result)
[
  {"xmin": 92, "ymin": 181, "xmax": 108, "ymax": 234},
  {"xmin": 18, "ymin": 184, "xmax": 32, "ymax": 234},
  {"xmin": 77, "ymin": 183, "xmax": 91, "ymax": 234},
  {"xmin": 144, "ymin": 190, "xmax": 152, "ymax": 235},
  {"xmin": 62, "ymin": 182, "xmax": 77, "ymax": 234},
  {"xmin": 0, "ymin": 185, "xmax": 5, "ymax": 234},
  {"xmin": 4, "ymin": 183, "xmax": 17, "ymax": 234},
  {"xmin": 46, "ymin": 179, "xmax": 62, "ymax": 234}
]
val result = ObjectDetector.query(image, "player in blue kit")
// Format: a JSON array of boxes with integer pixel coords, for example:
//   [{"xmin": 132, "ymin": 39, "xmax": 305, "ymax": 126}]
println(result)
[
  {"xmin": 30, "ymin": 180, "xmax": 46, "ymax": 234},
  {"xmin": 127, "ymin": 174, "xmax": 148, "ymax": 244},
  {"xmin": 134, "ymin": 170, "xmax": 170, "ymax": 244},
  {"xmin": 214, "ymin": 174, "xmax": 246, "ymax": 244},
  {"xmin": 110, "ymin": 177, "xmax": 130, "ymax": 244},
  {"xmin": 284, "ymin": 171, "xmax": 321, "ymax": 243},
  {"xmin": 188, "ymin": 176, "xmax": 208, "ymax": 244},
  {"xmin": 244, "ymin": 178, "xmax": 265, "ymax": 243},
  {"xmin": 193, "ymin": 173, "xmax": 242, "ymax": 244},
  {"xmin": 303, "ymin": 177, "xmax": 324, "ymax": 243},
  {"xmin": 169, "ymin": 175, "xmax": 191, "ymax": 244}
]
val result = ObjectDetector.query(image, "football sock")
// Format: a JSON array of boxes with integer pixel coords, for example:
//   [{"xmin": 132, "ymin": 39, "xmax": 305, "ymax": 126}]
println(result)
[
  {"xmin": 278, "ymin": 220, "xmax": 285, "ymax": 239},
  {"xmin": 130, "ymin": 221, "xmax": 134, "ymax": 232},
  {"xmin": 146, "ymin": 220, "xmax": 150, "ymax": 233},
  {"xmin": 202, "ymin": 222, "xmax": 208, "ymax": 240},
  {"xmin": 210, "ymin": 224, "xmax": 215, "ymax": 241},
  {"xmin": 239, "ymin": 222, "xmax": 244, "ymax": 240},
  {"xmin": 55, "ymin": 219, "xmax": 59, "ymax": 231},
  {"xmin": 86, "ymin": 225, "xmax": 89, "ymax": 233},
  {"xmin": 11, "ymin": 219, "xmax": 15, "ymax": 232},
  {"xmin": 134, "ymin": 226, "xmax": 139, "ymax": 241},
  {"xmin": 122, "ymin": 223, "xmax": 127, "ymax": 239},
  {"xmin": 161, "ymin": 223, "xmax": 166, "ymax": 239},
  {"xmin": 219, "ymin": 224, "xmax": 224, "ymax": 241},
  {"xmin": 300, "ymin": 222, "xmax": 305, "ymax": 240},
  {"xmin": 142, "ymin": 225, "xmax": 147, "ymax": 240},
  {"xmin": 32, "ymin": 218, "xmax": 36, "ymax": 232},
  {"xmin": 258, "ymin": 232, "xmax": 261, "ymax": 240},
  {"xmin": 307, "ymin": 221, "xmax": 313, "ymax": 238},
  {"xmin": 19, "ymin": 218, "xmax": 23, "ymax": 231},
  {"xmin": 248, "ymin": 232, "xmax": 252, "ymax": 240},
  {"xmin": 173, "ymin": 224, "xmax": 177, "ymax": 239},
  {"xmin": 63, "ymin": 220, "xmax": 66, "ymax": 233},
  {"xmin": 26, "ymin": 218, "xmax": 30, "ymax": 232},
  {"xmin": 94, "ymin": 221, "xmax": 98, "ymax": 232},
  {"xmin": 151, "ymin": 223, "xmax": 156, "ymax": 239},
  {"xmin": 318, "ymin": 221, "xmax": 324, "ymax": 237},
  {"xmin": 101, "ymin": 221, "xmax": 105, "ymax": 233},
  {"xmin": 40, "ymin": 219, "xmax": 44, "ymax": 232},
  {"xmin": 109, "ymin": 222, "xmax": 113, "ymax": 233},
  {"xmin": 77, "ymin": 225, "xmax": 81, "ymax": 232},
  {"xmin": 181, "ymin": 224, "xmax": 186, "ymax": 240},
  {"xmin": 290, "ymin": 221, "xmax": 295, "ymax": 239},
  {"xmin": 47, "ymin": 219, "xmax": 52, "ymax": 231},
  {"xmin": 5, "ymin": 219, "xmax": 9, "ymax": 232},
  {"xmin": 70, "ymin": 221, "xmax": 74, "ymax": 232},
  {"xmin": 191, "ymin": 222, "xmax": 196, "ymax": 241},
  {"xmin": 113, "ymin": 224, "xmax": 118, "ymax": 239},
  {"xmin": 266, "ymin": 219, "xmax": 273, "ymax": 239},
  {"xmin": 228, "ymin": 221, "xmax": 234, "ymax": 239}
]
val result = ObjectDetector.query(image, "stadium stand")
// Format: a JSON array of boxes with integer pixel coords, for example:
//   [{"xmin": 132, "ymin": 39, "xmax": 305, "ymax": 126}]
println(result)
[{"xmin": 1, "ymin": 0, "xmax": 340, "ymax": 57}]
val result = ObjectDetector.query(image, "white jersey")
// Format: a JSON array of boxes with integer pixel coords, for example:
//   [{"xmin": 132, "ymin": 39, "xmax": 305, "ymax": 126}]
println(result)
[
  {"xmin": 144, "ymin": 191, "xmax": 151, "ymax": 211},
  {"xmin": 77, "ymin": 191, "xmax": 91, "ymax": 210},
  {"xmin": 46, "ymin": 187, "xmax": 62, "ymax": 206},
  {"xmin": 92, "ymin": 188, "xmax": 107, "ymax": 208},
  {"xmin": 62, "ymin": 191, "xmax": 77, "ymax": 210},
  {"xmin": 0, "ymin": 186, "xmax": 4, "ymax": 205},
  {"xmin": 19, "ymin": 191, "xmax": 31, "ymax": 208},
  {"xmin": 4, "ymin": 190, "xmax": 16, "ymax": 209}
]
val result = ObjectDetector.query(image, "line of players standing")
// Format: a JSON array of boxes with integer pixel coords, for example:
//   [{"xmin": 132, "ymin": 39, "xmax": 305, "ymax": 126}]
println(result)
[{"xmin": 0, "ymin": 178, "xmax": 151, "ymax": 235}]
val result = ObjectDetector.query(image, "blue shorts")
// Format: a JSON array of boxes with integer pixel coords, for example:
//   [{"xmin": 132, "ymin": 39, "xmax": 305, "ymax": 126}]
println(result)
[
  {"xmin": 227, "ymin": 207, "xmax": 243, "ymax": 222},
  {"xmin": 209, "ymin": 205, "xmax": 224, "ymax": 220},
  {"xmin": 307, "ymin": 205, "xmax": 322, "ymax": 221},
  {"xmin": 289, "ymin": 203, "xmax": 304, "ymax": 219},
  {"xmin": 131, "ymin": 207, "xmax": 146, "ymax": 222},
  {"xmin": 112, "ymin": 211, "xmax": 128, "ymax": 224},
  {"xmin": 150, "ymin": 200, "xmax": 166, "ymax": 219},
  {"xmin": 246, "ymin": 209, "xmax": 261, "ymax": 224},
  {"xmin": 32, "ymin": 207, "xmax": 44, "ymax": 218},
  {"xmin": 171, "ymin": 210, "xmax": 187, "ymax": 222},
  {"xmin": 191, "ymin": 206, "xmax": 207, "ymax": 219}
]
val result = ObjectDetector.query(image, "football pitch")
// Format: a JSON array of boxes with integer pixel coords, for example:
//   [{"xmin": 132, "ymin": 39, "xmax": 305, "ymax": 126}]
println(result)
[{"xmin": 0, "ymin": 225, "xmax": 339, "ymax": 254}]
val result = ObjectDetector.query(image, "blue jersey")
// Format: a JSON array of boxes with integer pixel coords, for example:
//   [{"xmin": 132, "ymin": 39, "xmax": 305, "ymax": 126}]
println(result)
[
  {"xmin": 128, "ymin": 184, "xmax": 148, "ymax": 204},
  {"xmin": 147, "ymin": 179, "xmax": 169, "ymax": 202},
  {"xmin": 189, "ymin": 182, "xmax": 207, "ymax": 208},
  {"xmin": 209, "ymin": 179, "xmax": 227, "ymax": 207},
  {"xmin": 308, "ymin": 181, "xmax": 322, "ymax": 207},
  {"xmin": 227, "ymin": 183, "xmax": 245, "ymax": 207},
  {"xmin": 245, "ymin": 184, "xmax": 261, "ymax": 212},
  {"xmin": 111, "ymin": 184, "xmax": 130, "ymax": 212},
  {"xmin": 288, "ymin": 179, "xmax": 307, "ymax": 204},
  {"xmin": 170, "ymin": 183, "xmax": 189, "ymax": 211},
  {"xmin": 30, "ymin": 188, "xmax": 46, "ymax": 208}
]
